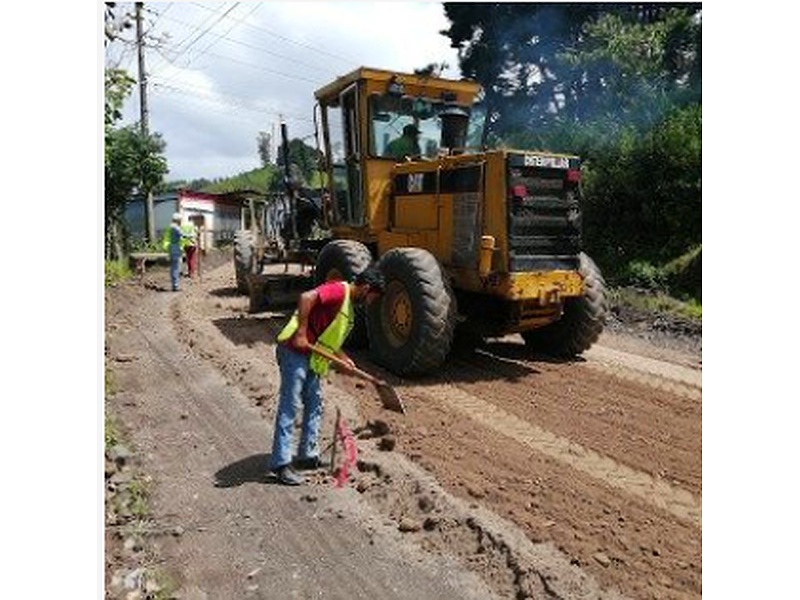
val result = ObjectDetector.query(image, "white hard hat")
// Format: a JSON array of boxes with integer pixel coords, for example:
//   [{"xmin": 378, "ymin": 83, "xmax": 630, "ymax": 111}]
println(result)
[{"xmin": 172, "ymin": 212, "xmax": 182, "ymax": 222}]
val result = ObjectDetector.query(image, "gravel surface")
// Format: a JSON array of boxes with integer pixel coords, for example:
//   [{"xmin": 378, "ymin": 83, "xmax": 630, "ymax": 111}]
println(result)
[{"xmin": 105, "ymin": 248, "xmax": 701, "ymax": 599}]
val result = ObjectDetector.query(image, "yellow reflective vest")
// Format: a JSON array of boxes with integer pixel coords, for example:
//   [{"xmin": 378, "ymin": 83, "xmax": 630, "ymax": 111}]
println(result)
[
  {"xmin": 180, "ymin": 223, "xmax": 197, "ymax": 249},
  {"xmin": 276, "ymin": 282, "xmax": 354, "ymax": 376}
]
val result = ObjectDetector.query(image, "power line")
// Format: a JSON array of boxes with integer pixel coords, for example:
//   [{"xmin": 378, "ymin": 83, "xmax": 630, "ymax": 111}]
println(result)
[
  {"xmin": 188, "ymin": 2, "xmax": 262, "ymax": 68},
  {"xmin": 167, "ymin": 2, "xmax": 241, "ymax": 67},
  {"xmin": 150, "ymin": 77, "xmax": 314, "ymax": 124},
  {"xmin": 153, "ymin": 9, "xmax": 333, "ymax": 75},
  {"xmin": 188, "ymin": 1, "xmax": 360, "ymax": 66},
  {"xmin": 150, "ymin": 2, "xmax": 249, "ymax": 85}
]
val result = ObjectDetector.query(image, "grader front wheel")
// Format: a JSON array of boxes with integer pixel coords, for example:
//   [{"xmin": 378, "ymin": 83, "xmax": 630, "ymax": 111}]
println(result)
[
  {"xmin": 367, "ymin": 247, "xmax": 456, "ymax": 376},
  {"xmin": 233, "ymin": 230, "xmax": 258, "ymax": 295}
]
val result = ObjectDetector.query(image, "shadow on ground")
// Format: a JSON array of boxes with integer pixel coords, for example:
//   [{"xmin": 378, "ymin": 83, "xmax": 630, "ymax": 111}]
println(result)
[{"xmin": 214, "ymin": 453, "xmax": 272, "ymax": 487}]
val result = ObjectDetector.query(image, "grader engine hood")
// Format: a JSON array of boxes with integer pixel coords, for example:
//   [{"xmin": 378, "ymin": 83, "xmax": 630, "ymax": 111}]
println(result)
[{"xmin": 505, "ymin": 151, "xmax": 583, "ymax": 273}]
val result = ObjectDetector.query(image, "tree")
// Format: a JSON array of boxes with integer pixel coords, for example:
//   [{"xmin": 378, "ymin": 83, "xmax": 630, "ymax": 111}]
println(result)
[
  {"xmin": 442, "ymin": 3, "xmax": 607, "ymax": 142},
  {"xmin": 257, "ymin": 131, "xmax": 272, "ymax": 166},
  {"xmin": 104, "ymin": 2, "xmax": 134, "ymax": 46},
  {"xmin": 104, "ymin": 66, "xmax": 168, "ymax": 259},
  {"xmin": 105, "ymin": 68, "xmax": 135, "ymax": 132},
  {"xmin": 441, "ymin": 3, "xmax": 701, "ymax": 141},
  {"xmin": 105, "ymin": 125, "xmax": 168, "ymax": 260},
  {"xmin": 275, "ymin": 138, "xmax": 323, "ymax": 186}
]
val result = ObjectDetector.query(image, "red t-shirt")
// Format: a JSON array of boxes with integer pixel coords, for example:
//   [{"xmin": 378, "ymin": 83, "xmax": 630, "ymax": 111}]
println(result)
[{"xmin": 285, "ymin": 280, "xmax": 347, "ymax": 354}]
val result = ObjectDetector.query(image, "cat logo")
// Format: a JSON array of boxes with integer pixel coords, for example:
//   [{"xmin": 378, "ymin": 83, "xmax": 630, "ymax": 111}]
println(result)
[
  {"xmin": 408, "ymin": 173, "xmax": 424, "ymax": 193},
  {"xmin": 524, "ymin": 154, "xmax": 570, "ymax": 169}
]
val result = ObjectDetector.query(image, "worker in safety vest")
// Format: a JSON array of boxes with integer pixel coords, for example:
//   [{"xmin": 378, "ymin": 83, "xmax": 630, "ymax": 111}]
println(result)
[
  {"xmin": 268, "ymin": 266, "xmax": 386, "ymax": 485},
  {"xmin": 181, "ymin": 218, "xmax": 198, "ymax": 278},
  {"xmin": 161, "ymin": 212, "xmax": 191, "ymax": 291}
]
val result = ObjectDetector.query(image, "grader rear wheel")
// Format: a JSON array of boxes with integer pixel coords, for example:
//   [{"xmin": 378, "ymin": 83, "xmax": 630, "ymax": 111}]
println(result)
[
  {"xmin": 367, "ymin": 247, "xmax": 456, "ymax": 376},
  {"xmin": 521, "ymin": 252, "xmax": 609, "ymax": 356}
]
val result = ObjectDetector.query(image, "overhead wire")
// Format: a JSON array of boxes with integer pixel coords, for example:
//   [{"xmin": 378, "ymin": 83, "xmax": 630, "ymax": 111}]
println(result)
[
  {"xmin": 184, "ymin": 1, "xmax": 262, "ymax": 69},
  {"xmin": 110, "ymin": 2, "xmax": 348, "ymax": 178},
  {"xmin": 149, "ymin": 2, "xmax": 248, "ymax": 85},
  {"xmin": 150, "ymin": 77, "xmax": 313, "ymax": 124},
  {"xmin": 188, "ymin": 1, "xmax": 361, "ymax": 66},
  {"xmin": 141, "ymin": 3, "xmax": 350, "ymax": 96},
  {"xmin": 153, "ymin": 9, "xmax": 333, "ymax": 75},
  {"xmin": 151, "ymin": 81, "xmax": 310, "ymax": 132},
  {"xmin": 162, "ymin": 2, "xmax": 241, "ymax": 70}
]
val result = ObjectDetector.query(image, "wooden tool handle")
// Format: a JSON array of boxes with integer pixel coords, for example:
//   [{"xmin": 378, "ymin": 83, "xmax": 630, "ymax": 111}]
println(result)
[{"xmin": 309, "ymin": 344, "xmax": 382, "ymax": 385}]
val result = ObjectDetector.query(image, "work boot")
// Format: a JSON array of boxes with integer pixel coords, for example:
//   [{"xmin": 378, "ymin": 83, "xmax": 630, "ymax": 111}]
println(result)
[
  {"xmin": 272, "ymin": 465, "xmax": 304, "ymax": 486},
  {"xmin": 293, "ymin": 456, "xmax": 324, "ymax": 471}
]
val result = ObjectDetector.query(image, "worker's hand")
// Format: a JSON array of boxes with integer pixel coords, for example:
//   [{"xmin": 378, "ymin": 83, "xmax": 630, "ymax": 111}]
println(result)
[
  {"xmin": 336, "ymin": 353, "xmax": 356, "ymax": 373},
  {"xmin": 293, "ymin": 328, "xmax": 310, "ymax": 351}
]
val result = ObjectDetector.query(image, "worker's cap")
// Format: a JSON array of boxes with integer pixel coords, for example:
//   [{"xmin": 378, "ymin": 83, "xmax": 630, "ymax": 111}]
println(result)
[
  {"xmin": 403, "ymin": 124, "xmax": 420, "ymax": 136},
  {"xmin": 172, "ymin": 212, "xmax": 182, "ymax": 222},
  {"xmin": 354, "ymin": 266, "xmax": 386, "ymax": 294}
]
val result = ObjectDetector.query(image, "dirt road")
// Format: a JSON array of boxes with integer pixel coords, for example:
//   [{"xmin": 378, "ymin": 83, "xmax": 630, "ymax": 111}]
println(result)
[{"xmin": 105, "ymin": 252, "xmax": 701, "ymax": 599}]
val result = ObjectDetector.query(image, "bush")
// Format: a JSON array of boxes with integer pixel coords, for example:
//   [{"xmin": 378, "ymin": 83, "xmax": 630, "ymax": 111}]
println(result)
[
  {"xmin": 621, "ymin": 260, "xmax": 667, "ymax": 291},
  {"xmin": 664, "ymin": 245, "xmax": 702, "ymax": 301},
  {"xmin": 105, "ymin": 260, "xmax": 133, "ymax": 287}
]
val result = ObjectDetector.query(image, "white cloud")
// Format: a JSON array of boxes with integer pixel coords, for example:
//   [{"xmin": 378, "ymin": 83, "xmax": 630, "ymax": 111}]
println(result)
[{"xmin": 108, "ymin": 1, "xmax": 461, "ymax": 182}]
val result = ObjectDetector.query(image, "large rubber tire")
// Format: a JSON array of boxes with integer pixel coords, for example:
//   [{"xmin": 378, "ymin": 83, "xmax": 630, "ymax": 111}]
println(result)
[
  {"xmin": 521, "ymin": 252, "xmax": 609, "ymax": 357},
  {"xmin": 314, "ymin": 240, "xmax": 373, "ymax": 348},
  {"xmin": 233, "ymin": 230, "xmax": 258, "ymax": 295},
  {"xmin": 367, "ymin": 248, "xmax": 457, "ymax": 376}
]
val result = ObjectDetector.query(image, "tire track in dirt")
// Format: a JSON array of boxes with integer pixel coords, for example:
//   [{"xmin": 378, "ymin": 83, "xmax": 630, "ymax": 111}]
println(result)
[
  {"xmin": 416, "ymin": 382, "xmax": 701, "ymax": 527},
  {"xmin": 584, "ymin": 345, "xmax": 701, "ymax": 389},
  {"xmin": 127, "ymin": 258, "xmax": 699, "ymax": 598},
  {"xmin": 582, "ymin": 362, "xmax": 701, "ymax": 401}
]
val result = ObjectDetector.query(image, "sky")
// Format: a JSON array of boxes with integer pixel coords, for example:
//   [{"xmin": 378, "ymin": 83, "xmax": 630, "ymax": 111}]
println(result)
[{"xmin": 105, "ymin": 1, "xmax": 463, "ymax": 182}]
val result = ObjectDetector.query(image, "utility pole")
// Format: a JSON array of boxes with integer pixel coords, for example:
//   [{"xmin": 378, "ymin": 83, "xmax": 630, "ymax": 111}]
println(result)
[{"xmin": 135, "ymin": 2, "xmax": 156, "ymax": 243}]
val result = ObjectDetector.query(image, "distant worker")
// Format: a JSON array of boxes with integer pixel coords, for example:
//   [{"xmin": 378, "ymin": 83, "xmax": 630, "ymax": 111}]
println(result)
[
  {"xmin": 268, "ymin": 266, "xmax": 386, "ymax": 486},
  {"xmin": 385, "ymin": 123, "xmax": 421, "ymax": 159},
  {"xmin": 181, "ymin": 217, "xmax": 199, "ymax": 278},
  {"xmin": 162, "ymin": 212, "xmax": 191, "ymax": 291}
]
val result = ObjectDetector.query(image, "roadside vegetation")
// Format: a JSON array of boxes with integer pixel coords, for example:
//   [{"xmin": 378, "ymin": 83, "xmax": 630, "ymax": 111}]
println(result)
[{"xmin": 105, "ymin": 260, "xmax": 133, "ymax": 287}]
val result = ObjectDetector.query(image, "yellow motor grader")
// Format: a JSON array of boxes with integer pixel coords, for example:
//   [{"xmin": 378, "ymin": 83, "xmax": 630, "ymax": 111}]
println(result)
[{"xmin": 250, "ymin": 66, "xmax": 609, "ymax": 376}]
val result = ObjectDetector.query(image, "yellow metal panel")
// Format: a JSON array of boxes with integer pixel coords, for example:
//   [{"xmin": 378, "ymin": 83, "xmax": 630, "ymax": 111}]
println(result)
[
  {"xmin": 394, "ymin": 195, "xmax": 438, "ymax": 230},
  {"xmin": 377, "ymin": 230, "xmax": 438, "ymax": 256},
  {"xmin": 377, "ymin": 230, "xmax": 411, "ymax": 253},
  {"xmin": 452, "ymin": 270, "xmax": 584, "ymax": 302},
  {"xmin": 481, "ymin": 153, "xmax": 508, "ymax": 267},
  {"xmin": 364, "ymin": 160, "xmax": 393, "ymax": 233},
  {"xmin": 506, "ymin": 271, "xmax": 584, "ymax": 301}
]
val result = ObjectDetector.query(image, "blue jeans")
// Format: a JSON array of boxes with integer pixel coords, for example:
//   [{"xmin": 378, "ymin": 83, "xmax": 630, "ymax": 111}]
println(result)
[
  {"xmin": 269, "ymin": 344, "xmax": 323, "ymax": 469},
  {"xmin": 169, "ymin": 248, "xmax": 181, "ymax": 290}
]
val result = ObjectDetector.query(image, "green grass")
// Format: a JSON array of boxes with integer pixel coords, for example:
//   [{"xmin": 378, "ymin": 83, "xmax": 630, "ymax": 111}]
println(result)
[
  {"xmin": 127, "ymin": 476, "xmax": 151, "ymax": 519},
  {"xmin": 105, "ymin": 367, "xmax": 122, "ymax": 449},
  {"xmin": 610, "ymin": 287, "xmax": 702, "ymax": 320},
  {"xmin": 105, "ymin": 414, "xmax": 122, "ymax": 450},
  {"xmin": 105, "ymin": 259, "xmax": 133, "ymax": 287}
]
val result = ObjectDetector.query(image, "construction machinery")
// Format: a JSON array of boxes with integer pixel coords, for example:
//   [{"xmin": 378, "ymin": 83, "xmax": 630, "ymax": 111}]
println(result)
[{"xmin": 243, "ymin": 66, "xmax": 609, "ymax": 376}]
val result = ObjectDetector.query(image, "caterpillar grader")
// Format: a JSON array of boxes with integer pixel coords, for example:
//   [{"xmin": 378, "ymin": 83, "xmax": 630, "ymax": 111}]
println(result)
[{"xmin": 236, "ymin": 66, "xmax": 609, "ymax": 376}]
